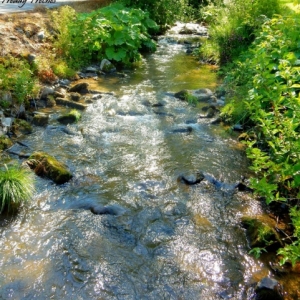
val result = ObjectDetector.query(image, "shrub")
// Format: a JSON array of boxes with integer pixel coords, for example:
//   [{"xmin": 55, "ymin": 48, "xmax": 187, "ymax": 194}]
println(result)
[
  {"xmin": 119, "ymin": 0, "xmax": 195, "ymax": 25},
  {"xmin": 221, "ymin": 13, "xmax": 300, "ymax": 264},
  {"xmin": 199, "ymin": 0, "xmax": 281, "ymax": 64},
  {"xmin": 0, "ymin": 164, "xmax": 35, "ymax": 214},
  {"xmin": 50, "ymin": 3, "xmax": 158, "ymax": 69},
  {"xmin": 51, "ymin": 60, "xmax": 76, "ymax": 79},
  {"xmin": 0, "ymin": 56, "xmax": 37, "ymax": 107}
]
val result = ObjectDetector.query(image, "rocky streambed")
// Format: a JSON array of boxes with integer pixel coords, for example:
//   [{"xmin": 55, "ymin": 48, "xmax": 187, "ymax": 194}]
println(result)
[{"xmin": 0, "ymin": 20, "xmax": 299, "ymax": 300}]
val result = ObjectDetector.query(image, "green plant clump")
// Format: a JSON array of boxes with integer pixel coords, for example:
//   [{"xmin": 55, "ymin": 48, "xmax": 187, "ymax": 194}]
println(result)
[
  {"xmin": 220, "ymin": 12, "xmax": 300, "ymax": 265},
  {"xmin": 51, "ymin": 3, "xmax": 158, "ymax": 69},
  {"xmin": 0, "ymin": 164, "xmax": 35, "ymax": 214},
  {"xmin": 0, "ymin": 56, "xmax": 37, "ymax": 107},
  {"xmin": 119, "ymin": 0, "xmax": 196, "ymax": 25},
  {"xmin": 198, "ymin": 0, "xmax": 281, "ymax": 64}
]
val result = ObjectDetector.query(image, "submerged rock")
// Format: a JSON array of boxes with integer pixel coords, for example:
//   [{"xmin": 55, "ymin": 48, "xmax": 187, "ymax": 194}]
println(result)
[
  {"xmin": 178, "ymin": 171, "xmax": 205, "ymax": 185},
  {"xmin": 26, "ymin": 151, "xmax": 73, "ymax": 184}
]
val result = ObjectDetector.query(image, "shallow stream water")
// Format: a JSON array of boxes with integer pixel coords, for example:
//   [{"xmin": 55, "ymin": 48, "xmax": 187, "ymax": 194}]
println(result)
[{"xmin": 0, "ymin": 30, "xmax": 271, "ymax": 299}]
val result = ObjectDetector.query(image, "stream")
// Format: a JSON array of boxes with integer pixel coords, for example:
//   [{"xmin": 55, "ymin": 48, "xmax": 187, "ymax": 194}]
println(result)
[{"xmin": 0, "ymin": 27, "xmax": 270, "ymax": 299}]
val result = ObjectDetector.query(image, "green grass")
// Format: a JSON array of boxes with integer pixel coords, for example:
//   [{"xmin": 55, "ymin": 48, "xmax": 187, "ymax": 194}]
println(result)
[{"xmin": 0, "ymin": 165, "xmax": 35, "ymax": 213}]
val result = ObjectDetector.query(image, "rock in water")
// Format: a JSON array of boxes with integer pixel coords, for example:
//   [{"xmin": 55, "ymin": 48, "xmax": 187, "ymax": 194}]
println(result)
[
  {"xmin": 26, "ymin": 151, "xmax": 73, "ymax": 184},
  {"xmin": 69, "ymin": 82, "xmax": 89, "ymax": 94},
  {"xmin": 179, "ymin": 171, "xmax": 205, "ymax": 185},
  {"xmin": 90, "ymin": 205, "xmax": 118, "ymax": 215}
]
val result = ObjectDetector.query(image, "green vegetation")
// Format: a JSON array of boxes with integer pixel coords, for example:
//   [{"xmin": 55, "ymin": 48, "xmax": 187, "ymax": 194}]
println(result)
[
  {"xmin": 50, "ymin": 3, "xmax": 158, "ymax": 69},
  {"xmin": 198, "ymin": 0, "xmax": 281, "ymax": 64},
  {"xmin": 0, "ymin": 56, "xmax": 38, "ymax": 109},
  {"xmin": 0, "ymin": 164, "xmax": 35, "ymax": 214},
  {"xmin": 199, "ymin": 0, "xmax": 300, "ymax": 265},
  {"xmin": 0, "ymin": 136, "xmax": 13, "ymax": 151},
  {"xmin": 119, "ymin": 0, "xmax": 194, "ymax": 25},
  {"xmin": 57, "ymin": 109, "xmax": 82, "ymax": 124}
]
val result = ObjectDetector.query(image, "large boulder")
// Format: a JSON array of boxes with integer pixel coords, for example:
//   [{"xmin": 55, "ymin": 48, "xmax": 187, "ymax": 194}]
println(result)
[{"xmin": 26, "ymin": 151, "xmax": 73, "ymax": 184}]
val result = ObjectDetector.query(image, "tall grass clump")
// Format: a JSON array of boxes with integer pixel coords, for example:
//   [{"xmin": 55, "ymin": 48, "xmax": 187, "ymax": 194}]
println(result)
[
  {"xmin": 0, "ymin": 164, "xmax": 35, "ymax": 214},
  {"xmin": 198, "ymin": 0, "xmax": 281, "ymax": 64}
]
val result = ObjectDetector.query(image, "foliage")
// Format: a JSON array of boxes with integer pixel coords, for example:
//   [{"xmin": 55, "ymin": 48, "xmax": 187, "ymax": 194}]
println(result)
[
  {"xmin": 278, "ymin": 207, "xmax": 300, "ymax": 266},
  {"xmin": 0, "ymin": 136, "xmax": 13, "ymax": 151},
  {"xmin": 69, "ymin": 109, "xmax": 81, "ymax": 122},
  {"xmin": 0, "ymin": 164, "xmax": 35, "ymax": 214},
  {"xmin": 51, "ymin": 60, "xmax": 76, "ymax": 79},
  {"xmin": 221, "ymin": 12, "xmax": 300, "ymax": 264},
  {"xmin": 237, "ymin": 15, "xmax": 300, "ymax": 204},
  {"xmin": 119, "ymin": 0, "xmax": 196, "ymax": 25},
  {"xmin": 0, "ymin": 56, "xmax": 37, "ymax": 107},
  {"xmin": 50, "ymin": 4, "xmax": 158, "ymax": 68},
  {"xmin": 198, "ymin": 0, "xmax": 281, "ymax": 64},
  {"xmin": 37, "ymin": 69, "xmax": 58, "ymax": 84}
]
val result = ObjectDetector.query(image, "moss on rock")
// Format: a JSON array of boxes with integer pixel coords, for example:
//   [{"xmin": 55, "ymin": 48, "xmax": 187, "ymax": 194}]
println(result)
[
  {"xmin": 57, "ymin": 109, "xmax": 81, "ymax": 125},
  {"xmin": 0, "ymin": 135, "xmax": 13, "ymax": 151},
  {"xmin": 12, "ymin": 118, "xmax": 33, "ymax": 135},
  {"xmin": 27, "ymin": 151, "xmax": 72, "ymax": 184}
]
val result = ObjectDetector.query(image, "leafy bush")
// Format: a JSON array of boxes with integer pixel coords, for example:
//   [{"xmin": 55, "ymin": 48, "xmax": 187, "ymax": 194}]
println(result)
[
  {"xmin": 0, "ymin": 164, "xmax": 35, "ymax": 214},
  {"xmin": 51, "ymin": 4, "xmax": 158, "ymax": 68},
  {"xmin": 221, "ymin": 13, "xmax": 300, "ymax": 264},
  {"xmin": 119, "ymin": 0, "xmax": 195, "ymax": 25},
  {"xmin": 0, "ymin": 56, "xmax": 37, "ymax": 107},
  {"xmin": 278, "ymin": 207, "xmax": 300, "ymax": 266},
  {"xmin": 198, "ymin": 0, "xmax": 281, "ymax": 64},
  {"xmin": 51, "ymin": 60, "xmax": 76, "ymax": 79}
]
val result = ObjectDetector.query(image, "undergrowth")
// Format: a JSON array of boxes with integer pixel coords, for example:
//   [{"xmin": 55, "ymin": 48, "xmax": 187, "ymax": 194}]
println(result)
[
  {"xmin": 218, "ymin": 10, "xmax": 300, "ymax": 265},
  {"xmin": 50, "ymin": 3, "xmax": 158, "ymax": 69}
]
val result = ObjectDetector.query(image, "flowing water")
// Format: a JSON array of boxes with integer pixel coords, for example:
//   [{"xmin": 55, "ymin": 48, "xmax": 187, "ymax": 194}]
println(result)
[{"xmin": 0, "ymin": 31, "xmax": 270, "ymax": 299}]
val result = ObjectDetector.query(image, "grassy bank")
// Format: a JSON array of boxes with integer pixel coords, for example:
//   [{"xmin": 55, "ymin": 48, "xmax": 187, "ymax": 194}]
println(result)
[{"xmin": 198, "ymin": 0, "xmax": 300, "ymax": 265}]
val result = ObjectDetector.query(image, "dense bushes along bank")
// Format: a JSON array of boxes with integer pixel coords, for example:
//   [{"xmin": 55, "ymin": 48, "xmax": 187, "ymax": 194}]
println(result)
[{"xmin": 199, "ymin": 1, "xmax": 300, "ymax": 265}]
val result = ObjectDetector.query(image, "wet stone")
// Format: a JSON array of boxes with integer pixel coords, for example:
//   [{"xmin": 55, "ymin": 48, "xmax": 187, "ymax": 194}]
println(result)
[{"xmin": 142, "ymin": 222, "xmax": 175, "ymax": 248}]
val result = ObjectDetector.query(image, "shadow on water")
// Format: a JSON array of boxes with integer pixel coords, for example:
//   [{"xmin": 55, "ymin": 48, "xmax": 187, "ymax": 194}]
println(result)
[{"xmin": 0, "ymin": 30, "xmax": 268, "ymax": 299}]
